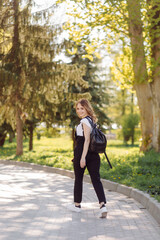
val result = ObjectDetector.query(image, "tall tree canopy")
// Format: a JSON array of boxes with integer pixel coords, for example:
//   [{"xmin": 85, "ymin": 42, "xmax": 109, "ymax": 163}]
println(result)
[
  {"xmin": 0, "ymin": 0, "xmax": 87, "ymax": 155},
  {"xmin": 64, "ymin": 42, "xmax": 110, "ymax": 147},
  {"xmin": 57, "ymin": 0, "xmax": 160, "ymax": 152}
]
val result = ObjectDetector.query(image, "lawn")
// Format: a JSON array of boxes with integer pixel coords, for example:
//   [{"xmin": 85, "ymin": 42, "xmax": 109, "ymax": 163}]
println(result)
[{"xmin": 0, "ymin": 136, "xmax": 160, "ymax": 202}]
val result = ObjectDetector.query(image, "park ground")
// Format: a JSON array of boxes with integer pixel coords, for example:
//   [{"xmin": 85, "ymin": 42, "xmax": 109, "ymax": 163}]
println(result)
[{"xmin": 0, "ymin": 136, "xmax": 160, "ymax": 203}]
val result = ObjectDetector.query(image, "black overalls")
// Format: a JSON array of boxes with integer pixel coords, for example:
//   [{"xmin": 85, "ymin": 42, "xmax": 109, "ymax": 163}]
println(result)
[{"xmin": 73, "ymin": 127, "xmax": 106, "ymax": 204}]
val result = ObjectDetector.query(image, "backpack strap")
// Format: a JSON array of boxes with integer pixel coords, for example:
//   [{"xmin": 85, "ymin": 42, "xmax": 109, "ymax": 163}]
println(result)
[
  {"xmin": 81, "ymin": 116, "xmax": 94, "ymax": 136},
  {"xmin": 104, "ymin": 151, "xmax": 112, "ymax": 169},
  {"xmin": 85, "ymin": 116, "xmax": 95, "ymax": 128}
]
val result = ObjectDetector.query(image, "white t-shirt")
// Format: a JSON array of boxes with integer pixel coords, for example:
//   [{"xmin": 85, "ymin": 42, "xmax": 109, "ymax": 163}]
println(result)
[{"xmin": 76, "ymin": 117, "xmax": 92, "ymax": 136}]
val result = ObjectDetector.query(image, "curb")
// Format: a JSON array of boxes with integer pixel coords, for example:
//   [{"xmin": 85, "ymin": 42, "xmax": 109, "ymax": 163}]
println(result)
[{"xmin": 0, "ymin": 159, "xmax": 160, "ymax": 224}]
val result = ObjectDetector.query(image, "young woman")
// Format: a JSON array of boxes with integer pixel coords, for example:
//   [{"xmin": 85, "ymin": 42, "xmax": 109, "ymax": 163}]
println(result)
[{"xmin": 68, "ymin": 99, "xmax": 107, "ymax": 218}]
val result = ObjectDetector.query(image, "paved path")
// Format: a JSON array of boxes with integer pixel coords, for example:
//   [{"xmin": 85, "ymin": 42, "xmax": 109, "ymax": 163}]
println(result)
[{"xmin": 0, "ymin": 163, "xmax": 160, "ymax": 240}]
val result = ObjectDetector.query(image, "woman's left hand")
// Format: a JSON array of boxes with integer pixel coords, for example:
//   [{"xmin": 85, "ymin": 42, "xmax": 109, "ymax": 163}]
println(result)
[{"xmin": 80, "ymin": 157, "xmax": 86, "ymax": 168}]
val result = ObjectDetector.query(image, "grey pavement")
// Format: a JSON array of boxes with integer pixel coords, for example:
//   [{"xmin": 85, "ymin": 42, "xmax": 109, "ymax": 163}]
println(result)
[{"xmin": 0, "ymin": 163, "xmax": 160, "ymax": 240}]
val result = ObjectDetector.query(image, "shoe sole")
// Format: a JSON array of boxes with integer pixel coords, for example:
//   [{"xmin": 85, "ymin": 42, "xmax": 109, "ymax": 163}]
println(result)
[{"xmin": 100, "ymin": 211, "xmax": 108, "ymax": 218}]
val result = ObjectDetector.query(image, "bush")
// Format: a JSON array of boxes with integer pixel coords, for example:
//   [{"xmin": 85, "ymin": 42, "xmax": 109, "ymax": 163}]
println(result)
[
  {"xmin": 114, "ymin": 128, "xmax": 141, "ymax": 143},
  {"xmin": 121, "ymin": 113, "xmax": 139, "ymax": 145}
]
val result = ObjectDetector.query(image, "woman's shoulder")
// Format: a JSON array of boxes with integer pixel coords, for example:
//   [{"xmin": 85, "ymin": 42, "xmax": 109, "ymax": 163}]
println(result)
[{"xmin": 80, "ymin": 117, "xmax": 92, "ymax": 128}]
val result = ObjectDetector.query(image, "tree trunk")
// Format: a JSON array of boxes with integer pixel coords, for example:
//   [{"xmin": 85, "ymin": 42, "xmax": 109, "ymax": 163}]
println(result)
[
  {"xmin": 147, "ymin": 0, "xmax": 160, "ymax": 152},
  {"xmin": 13, "ymin": 0, "xmax": 23, "ymax": 155},
  {"xmin": 131, "ymin": 135, "xmax": 134, "ymax": 146},
  {"xmin": 0, "ymin": 134, "xmax": 6, "ymax": 146},
  {"xmin": 127, "ymin": 0, "xmax": 153, "ymax": 151},
  {"xmin": 151, "ymin": 86, "xmax": 160, "ymax": 152},
  {"xmin": 150, "ymin": 59, "xmax": 160, "ymax": 151},
  {"xmin": 29, "ymin": 123, "xmax": 33, "ymax": 151},
  {"xmin": 131, "ymin": 127, "xmax": 134, "ymax": 146},
  {"xmin": 121, "ymin": 89, "xmax": 126, "ymax": 144},
  {"xmin": 16, "ymin": 107, "xmax": 23, "ymax": 155},
  {"xmin": 131, "ymin": 92, "xmax": 134, "ymax": 114},
  {"xmin": 9, "ymin": 130, "xmax": 15, "ymax": 143},
  {"xmin": 134, "ymin": 83, "xmax": 153, "ymax": 151}
]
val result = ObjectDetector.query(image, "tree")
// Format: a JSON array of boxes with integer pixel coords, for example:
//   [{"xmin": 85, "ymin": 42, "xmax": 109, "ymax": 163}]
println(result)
[
  {"xmin": 57, "ymin": 0, "xmax": 160, "ymax": 152},
  {"xmin": 64, "ymin": 43, "xmax": 110, "ymax": 147},
  {"xmin": 0, "ymin": 0, "xmax": 86, "ymax": 154},
  {"xmin": 69, "ymin": 45, "xmax": 110, "ymax": 124},
  {"xmin": 126, "ymin": 0, "xmax": 153, "ymax": 151},
  {"xmin": 109, "ymin": 45, "xmax": 139, "ymax": 128},
  {"xmin": 146, "ymin": 0, "xmax": 160, "ymax": 151},
  {"xmin": 22, "ymin": 116, "xmax": 38, "ymax": 151}
]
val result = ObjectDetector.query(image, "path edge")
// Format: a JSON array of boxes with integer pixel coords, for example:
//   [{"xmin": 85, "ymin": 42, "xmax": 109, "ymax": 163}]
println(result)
[{"xmin": 0, "ymin": 159, "xmax": 160, "ymax": 224}]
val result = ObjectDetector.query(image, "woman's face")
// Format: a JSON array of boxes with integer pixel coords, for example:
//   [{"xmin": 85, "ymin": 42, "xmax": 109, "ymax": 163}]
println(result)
[{"xmin": 76, "ymin": 103, "xmax": 88, "ymax": 119}]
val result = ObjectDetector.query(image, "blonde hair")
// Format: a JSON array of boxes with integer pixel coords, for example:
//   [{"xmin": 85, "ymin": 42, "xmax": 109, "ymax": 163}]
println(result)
[{"xmin": 76, "ymin": 99, "xmax": 97, "ymax": 123}]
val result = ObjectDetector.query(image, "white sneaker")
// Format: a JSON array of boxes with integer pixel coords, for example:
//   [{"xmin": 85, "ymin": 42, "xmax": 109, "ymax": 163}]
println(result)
[
  {"xmin": 67, "ymin": 204, "xmax": 81, "ymax": 213},
  {"xmin": 99, "ymin": 205, "xmax": 108, "ymax": 218}
]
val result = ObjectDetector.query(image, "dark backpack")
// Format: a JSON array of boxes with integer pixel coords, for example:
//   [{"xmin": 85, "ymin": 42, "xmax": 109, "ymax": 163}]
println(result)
[{"xmin": 85, "ymin": 116, "xmax": 112, "ymax": 169}]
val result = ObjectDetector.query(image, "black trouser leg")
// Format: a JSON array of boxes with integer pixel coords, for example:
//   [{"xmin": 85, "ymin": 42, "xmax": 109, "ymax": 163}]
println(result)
[
  {"xmin": 73, "ymin": 160, "xmax": 85, "ymax": 203},
  {"xmin": 73, "ymin": 136, "xmax": 106, "ymax": 204},
  {"xmin": 86, "ymin": 152, "xmax": 106, "ymax": 204}
]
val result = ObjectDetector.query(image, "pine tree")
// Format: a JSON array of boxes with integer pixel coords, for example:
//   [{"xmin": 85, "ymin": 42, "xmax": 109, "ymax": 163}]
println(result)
[
  {"xmin": 65, "ymin": 44, "xmax": 110, "ymax": 147},
  {"xmin": 0, "ymin": 0, "xmax": 87, "ymax": 154}
]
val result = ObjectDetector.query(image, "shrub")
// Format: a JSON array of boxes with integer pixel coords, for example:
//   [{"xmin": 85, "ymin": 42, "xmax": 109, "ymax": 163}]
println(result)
[{"xmin": 121, "ymin": 113, "xmax": 139, "ymax": 145}]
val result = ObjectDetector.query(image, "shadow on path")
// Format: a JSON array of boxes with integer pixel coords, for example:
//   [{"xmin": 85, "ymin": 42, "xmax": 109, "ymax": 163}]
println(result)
[{"xmin": 0, "ymin": 164, "xmax": 160, "ymax": 240}]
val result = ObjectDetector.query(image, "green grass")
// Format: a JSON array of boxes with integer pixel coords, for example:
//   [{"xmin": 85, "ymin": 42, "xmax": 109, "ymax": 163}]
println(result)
[{"xmin": 1, "ymin": 136, "xmax": 160, "ymax": 202}]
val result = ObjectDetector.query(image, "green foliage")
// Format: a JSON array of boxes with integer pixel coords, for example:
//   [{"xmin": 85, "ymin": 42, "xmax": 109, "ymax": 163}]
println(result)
[
  {"xmin": 55, "ymin": 0, "xmax": 160, "ymax": 154},
  {"xmin": 116, "ymin": 127, "xmax": 141, "ymax": 142},
  {"xmin": 1, "ymin": 136, "xmax": 74, "ymax": 170},
  {"xmin": 0, "ymin": 0, "xmax": 87, "ymax": 128},
  {"xmin": 134, "ymin": 128, "xmax": 142, "ymax": 142},
  {"xmin": 101, "ymin": 142, "xmax": 160, "ymax": 202},
  {"xmin": 66, "ymin": 43, "xmax": 110, "ymax": 131},
  {"xmin": 0, "ymin": 0, "xmax": 89, "ymax": 155},
  {"xmin": 1, "ymin": 137, "xmax": 160, "ymax": 202},
  {"xmin": 121, "ymin": 113, "xmax": 139, "ymax": 144},
  {"xmin": 43, "ymin": 127, "xmax": 61, "ymax": 138},
  {"xmin": 111, "ymin": 46, "xmax": 134, "ymax": 88},
  {"xmin": 59, "ymin": 0, "xmax": 160, "ymax": 85}
]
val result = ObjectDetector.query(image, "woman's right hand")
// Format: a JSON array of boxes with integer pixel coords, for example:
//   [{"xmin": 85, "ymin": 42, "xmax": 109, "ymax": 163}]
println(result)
[{"xmin": 80, "ymin": 158, "xmax": 86, "ymax": 168}]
